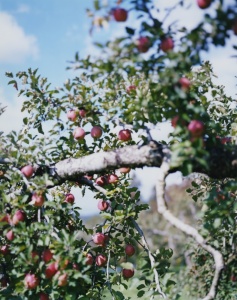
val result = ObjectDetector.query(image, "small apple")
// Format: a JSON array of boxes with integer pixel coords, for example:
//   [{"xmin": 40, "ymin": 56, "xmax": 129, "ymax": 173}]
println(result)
[
  {"xmin": 12, "ymin": 210, "xmax": 25, "ymax": 225},
  {"xmin": 67, "ymin": 110, "xmax": 77, "ymax": 122},
  {"xmin": 188, "ymin": 120, "xmax": 204, "ymax": 137},
  {"xmin": 137, "ymin": 37, "xmax": 150, "ymax": 53},
  {"xmin": 119, "ymin": 167, "xmax": 131, "ymax": 174},
  {"xmin": 232, "ymin": 19, "xmax": 237, "ymax": 35},
  {"xmin": 91, "ymin": 126, "xmax": 103, "ymax": 139},
  {"xmin": 31, "ymin": 251, "xmax": 39, "ymax": 262},
  {"xmin": 122, "ymin": 268, "xmax": 134, "ymax": 279},
  {"xmin": 93, "ymin": 233, "xmax": 106, "ymax": 245},
  {"xmin": 171, "ymin": 116, "xmax": 179, "ymax": 128},
  {"xmin": 79, "ymin": 108, "xmax": 87, "ymax": 118},
  {"xmin": 0, "ymin": 276, "xmax": 8, "ymax": 287},
  {"xmin": 45, "ymin": 262, "xmax": 58, "ymax": 279},
  {"xmin": 0, "ymin": 214, "xmax": 11, "ymax": 224},
  {"xmin": 73, "ymin": 127, "xmax": 86, "ymax": 140},
  {"xmin": 65, "ymin": 193, "xmax": 75, "ymax": 204},
  {"xmin": 160, "ymin": 37, "xmax": 174, "ymax": 52},
  {"xmin": 179, "ymin": 77, "xmax": 191, "ymax": 90},
  {"xmin": 42, "ymin": 249, "xmax": 53, "ymax": 263},
  {"xmin": 0, "ymin": 245, "xmax": 9, "ymax": 255},
  {"xmin": 24, "ymin": 273, "xmax": 39, "ymax": 289},
  {"xmin": 231, "ymin": 274, "xmax": 237, "ymax": 282},
  {"xmin": 58, "ymin": 273, "xmax": 68, "ymax": 287},
  {"xmin": 85, "ymin": 253, "xmax": 94, "ymax": 265},
  {"xmin": 95, "ymin": 254, "xmax": 107, "ymax": 267},
  {"xmin": 21, "ymin": 165, "xmax": 34, "ymax": 178},
  {"xmin": 113, "ymin": 8, "xmax": 128, "ymax": 22},
  {"xmin": 39, "ymin": 292, "xmax": 50, "ymax": 300},
  {"xmin": 72, "ymin": 263, "xmax": 79, "ymax": 270},
  {"xmin": 31, "ymin": 193, "xmax": 45, "ymax": 207},
  {"xmin": 126, "ymin": 85, "xmax": 136, "ymax": 94},
  {"xmin": 97, "ymin": 200, "xmax": 109, "ymax": 211},
  {"xmin": 6, "ymin": 230, "xmax": 14, "ymax": 241},
  {"xmin": 118, "ymin": 129, "xmax": 132, "ymax": 141},
  {"xmin": 125, "ymin": 244, "xmax": 135, "ymax": 257},
  {"xmin": 95, "ymin": 176, "xmax": 108, "ymax": 186},
  {"xmin": 197, "ymin": 0, "xmax": 212, "ymax": 9},
  {"xmin": 107, "ymin": 174, "xmax": 119, "ymax": 184}
]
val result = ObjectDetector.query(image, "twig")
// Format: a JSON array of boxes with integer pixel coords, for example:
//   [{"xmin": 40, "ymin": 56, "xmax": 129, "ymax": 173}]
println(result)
[{"xmin": 156, "ymin": 159, "xmax": 224, "ymax": 300}]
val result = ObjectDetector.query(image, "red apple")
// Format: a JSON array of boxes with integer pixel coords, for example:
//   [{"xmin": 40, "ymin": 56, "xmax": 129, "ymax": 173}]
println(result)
[
  {"xmin": 31, "ymin": 193, "xmax": 45, "ymax": 207},
  {"xmin": 21, "ymin": 165, "xmax": 34, "ymax": 178},
  {"xmin": 107, "ymin": 174, "xmax": 119, "ymax": 184},
  {"xmin": 24, "ymin": 273, "xmax": 39, "ymax": 289},
  {"xmin": 137, "ymin": 37, "xmax": 150, "ymax": 53},
  {"xmin": 6, "ymin": 230, "xmax": 14, "ymax": 241},
  {"xmin": 197, "ymin": 0, "xmax": 212, "ymax": 9},
  {"xmin": 12, "ymin": 210, "xmax": 25, "ymax": 225},
  {"xmin": 42, "ymin": 249, "xmax": 53, "ymax": 263},
  {"xmin": 39, "ymin": 292, "xmax": 50, "ymax": 300},
  {"xmin": 171, "ymin": 116, "xmax": 179, "ymax": 128},
  {"xmin": 93, "ymin": 233, "xmax": 106, "ymax": 245},
  {"xmin": 85, "ymin": 253, "xmax": 94, "ymax": 265},
  {"xmin": 118, "ymin": 129, "xmax": 132, "ymax": 141},
  {"xmin": 58, "ymin": 273, "xmax": 68, "ymax": 287},
  {"xmin": 95, "ymin": 254, "xmax": 107, "ymax": 267},
  {"xmin": 79, "ymin": 108, "xmax": 87, "ymax": 118},
  {"xmin": 0, "ymin": 245, "xmax": 9, "ymax": 255},
  {"xmin": 73, "ymin": 127, "xmax": 86, "ymax": 140},
  {"xmin": 65, "ymin": 193, "xmax": 75, "ymax": 204},
  {"xmin": 232, "ymin": 19, "xmax": 237, "ymax": 35},
  {"xmin": 91, "ymin": 126, "xmax": 103, "ymax": 139},
  {"xmin": 126, "ymin": 85, "xmax": 136, "ymax": 94},
  {"xmin": 160, "ymin": 37, "xmax": 174, "ymax": 52},
  {"xmin": 45, "ymin": 262, "xmax": 58, "ymax": 279},
  {"xmin": 119, "ymin": 167, "xmax": 131, "ymax": 174},
  {"xmin": 122, "ymin": 268, "xmax": 134, "ymax": 278},
  {"xmin": 95, "ymin": 176, "xmax": 108, "ymax": 186},
  {"xmin": 67, "ymin": 110, "xmax": 77, "ymax": 122},
  {"xmin": 31, "ymin": 251, "xmax": 39, "ymax": 262},
  {"xmin": 97, "ymin": 200, "xmax": 109, "ymax": 211},
  {"xmin": 125, "ymin": 244, "xmax": 135, "ymax": 257},
  {"xmin": 113, "ymin": 8, "xmax": 128, "ymax": 22},
  {"xmin": 188, "ymin": 120, "xmax": 204, "ymax": 137},
  {"xmin": 0, "ymin": 276, "xmax": 8, "ymax": 287},
  {"xmin": 72, "ymin": 263, "xmax": 79, "ymax": 270},
  {"xmin": 0, "ymin": 214, "xmax": 11, "ymax": 224},
  {"xmin": 179, "ymin": 77, "xmax": 191, "ymax": 90}
]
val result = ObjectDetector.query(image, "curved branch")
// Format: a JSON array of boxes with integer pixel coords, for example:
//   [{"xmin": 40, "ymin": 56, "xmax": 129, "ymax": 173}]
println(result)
[{"xmin": 156, "ymin": 159, "xmax": 224, "ymax": 300}]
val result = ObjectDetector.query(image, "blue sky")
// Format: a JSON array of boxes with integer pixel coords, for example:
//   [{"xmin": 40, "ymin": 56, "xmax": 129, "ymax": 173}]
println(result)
[{"xmin": 0, "ymin": 1, "xmax": 236, "ymax": 215}]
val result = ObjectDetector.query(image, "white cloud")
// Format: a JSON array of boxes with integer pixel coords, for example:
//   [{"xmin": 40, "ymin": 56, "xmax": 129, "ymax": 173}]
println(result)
[{"xmin": 0, "ymin": 11, "xmax": 39, "ymax": 63}]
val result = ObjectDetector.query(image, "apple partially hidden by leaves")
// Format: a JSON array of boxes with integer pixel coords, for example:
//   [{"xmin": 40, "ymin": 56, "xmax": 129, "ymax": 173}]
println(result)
[
  {"xmin": 188, "ymin": 120, "xmax": 204, "ymax": 137},
  {"xmin": 85, "ymin": 253, "xmax": 94, "ymax": 265},
  {"xmin": 65, "ymin": 193, "xmax": 75, "ymax": 204},
  {"xmin": 12, "ymin": 210, "xmax": 25, "ymax": 225},
  {"xmin": 6, "ymin": 230, "xmax": 14, "ymax": 241},
  {"xmin": 95, "ymin": 254, "xmax": 107, "ymax": 267},
  {"xmin": 136, "ymin": 37, "xmax": 150, "ymax": 53},
  {"xmin": 24, "ymin": 273, "xmax": 39, "ymax": 289},
  {"xmin": 31, "ymin": 192, "xmax": 45, "ymax": 207},
  {"xmin": 45, "ymin": 262, "xmax": 58, "ymax": 279},
  {"xmin": 122, "ymin": 268, "xmax": 134, "ymax": 279},
  {"xmin": 93, "ymin": 232, "xmax": 106, "ymax": 245},
  {"xmin": 39, "ymin": 292, "xmax": 50, "ymax": 300},
  {"xmin": 21, "ymin": 165, "xmax": 34, "ymax": 178},
  {"xmin": 42, "ymin": 249, "xmax": 53, "ymax": 263},
  {"xmin": 58, "ymin": 273, "xmax": 68, "ymax": 287},
  {"xmin": 67, "ymin": 110, "xmax": 77, "ymax": 122},
  {"xmin": 95, "ymin": 176, "xmax": 108, "ymax": 186},
  {"xmin": 97, "ymin": 199, "xmax": 109, "ymax": 211}
]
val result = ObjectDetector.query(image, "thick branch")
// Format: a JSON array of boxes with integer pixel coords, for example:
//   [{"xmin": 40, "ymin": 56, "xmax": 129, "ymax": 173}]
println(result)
[{"xmin": 156, "ymin": 160, "xmax": 224, "ymax": 300}]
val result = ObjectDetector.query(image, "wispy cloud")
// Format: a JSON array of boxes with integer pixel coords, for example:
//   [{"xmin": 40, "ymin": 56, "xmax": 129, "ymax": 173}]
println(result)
[
  {"xmin": 0, "ymin": 11, "xmax": 39, "ymax": 63},
  {"xmin": 16, "ymin": 4, "xmax": 30, "ymax": 14}
]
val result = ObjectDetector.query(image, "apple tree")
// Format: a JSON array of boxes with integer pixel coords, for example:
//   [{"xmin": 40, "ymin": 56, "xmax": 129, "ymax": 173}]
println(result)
[{"xmin": 0, "ymin": 0, "xmax": 237, "ymax": 299}]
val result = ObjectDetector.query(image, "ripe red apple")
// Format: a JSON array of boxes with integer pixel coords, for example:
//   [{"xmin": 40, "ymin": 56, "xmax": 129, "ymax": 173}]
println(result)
[
  {"xmin": 197, "ymin": 0, "xmax": 212, "ymax": 9},
  {"xmin": 6, "ymin": 230, "xmax": 14, "ymax": 241},
  {"xmin": 160, "ymin": 37, "xmax": 174, "ymax": 52},
  {"xmin": 93, "ymin": 233, "xmax": 106, "ymax": 245},
  {"xmin": 118, "ymin": 129, "xmax": 132, "ymax": 141},
  {"xmin": 58, "ymin": 273, "xmax": 68, "ymax": 287},
  {"xmin": 91, "ymin": 126, "xmax": 103, "ymax": 139},
  {"xmin": 79, "ymin": 108, "xmax": 87, "ymax": 118},
  {"xmin": 113, "ymin": 8, "xmax": 128, "ymax": 22},
  {"xmin": 95, "ymin": 254, "xmax": 107, "ymax": 267},
  {"xmin": 31, "ymin": 193, "xmax": 45, "ymax": 207},
  {"xmin": 39, "ymin": 292, "xmax": 50, "ymax": 300},
  {"xmin": 24, "ymin": 273, "xmax": 39, "ymax": 289},
  {"xmin": 171, "ymin": 116, "xmax": 179, "ymax": 128},
  {"xmin": 0, "ymin": 245, "xmax": 9, "ymax": 255},
  {"xmin": 73, "ymin": 127, "xmax": 86, "ymax": 140},
  {"xmin": 119, "ymin": 167, "xmax": 131, "ymax": 174},
  {"xmin": 21, "ymin": 165, "xmax": 34, "ymax": 178},
  {"xmin": 107, "ymin": 174, "xmax": 119, "ymax": 184},
  {"xmin": 42, "ymin": 249, "xmax": 53, "ymax": 263},
  {"xmin": 125, "ymin": 244, "xmax": 135, "ymax": 257},
  {"xmin": 95, "ymin": 176, "xmax": 108, "ymax": 186},
  {"xmin": 137, "ymin": 37, "xmax": 150, "ymax": 53},
  {"xmin": 97, "ymin": 199, "xmax": 109, "ymax": 211},
  {"xmin": 0, "ymin": 214, "xmax": 11, "ymax": 224},
  {"xmin": 122, "ymin": 268, "xmax": 134, "ymax": 279},
  {"xmin": 85, "ymin": 253, "xmax": 94, "ymax": 265},
  {"xmin": 45, "ymin": 262, "xmax": 58, "ymax": 279},
  {"xmin": 65, "ymin": 193, "xmax": 75, "ymax": 204},
  {"xmin": 67, "ymin": 110, "xmax": 77, "ymax": 122},
  {"xmin": 179, "ymin": 77, "xmax": 191, "ymax": 90},
  {"xmin": 126, "ymin": 85, "xmax": 136, "ymax": 94},
  {"xmin": 12, "ymin": 210, "xmax": 25, "ymax": 225},
  {"xmin": 188, "ymin": 120, "xmax": 204, "ymax": 137}
]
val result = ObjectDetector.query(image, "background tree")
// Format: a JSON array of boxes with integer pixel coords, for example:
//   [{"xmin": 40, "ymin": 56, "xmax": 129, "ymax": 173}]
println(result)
[{"xmin": 0, "ymin": 0, "xmax": 237, "ymax": 299}]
